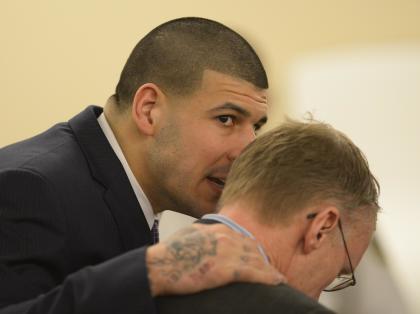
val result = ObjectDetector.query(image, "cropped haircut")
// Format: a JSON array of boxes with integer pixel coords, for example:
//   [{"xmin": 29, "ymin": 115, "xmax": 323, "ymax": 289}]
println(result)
[
  {"xmin": 115, "ymin": 17, "xmax": 268, "ymax": 108},
  {"xmin": 220, "ymin": 119, "xmax": 380, "ymax": 224}
]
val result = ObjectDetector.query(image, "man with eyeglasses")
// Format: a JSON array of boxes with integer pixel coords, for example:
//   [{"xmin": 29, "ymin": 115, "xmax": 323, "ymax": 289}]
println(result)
[{"xmin": 155, "ymin": 119, "xmax": 379, "ymax": 313}]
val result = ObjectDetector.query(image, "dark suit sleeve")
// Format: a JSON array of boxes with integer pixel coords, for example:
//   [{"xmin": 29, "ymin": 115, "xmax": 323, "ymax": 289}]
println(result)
[
  {"xmin": 0, "ymin": 248, "xmax": 155, "ymax": 314},
  {"xmin": 0, "ymin": 169, "xmax": 156, "ymax": 314}
]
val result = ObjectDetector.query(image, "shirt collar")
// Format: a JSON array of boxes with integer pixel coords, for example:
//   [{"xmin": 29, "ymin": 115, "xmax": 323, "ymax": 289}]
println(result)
[
  {"xmin": 97, "ymin": 112, "xmax": 159, "ymax": 229},
  {"xmin": 202, "ymin": 213, "xmax": 269, "ymax": 263}
]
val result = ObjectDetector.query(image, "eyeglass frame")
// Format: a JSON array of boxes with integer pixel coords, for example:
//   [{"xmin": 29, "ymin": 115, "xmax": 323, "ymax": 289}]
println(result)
[{"xmin": 306, "ymin": 213, "xmax": 356, "ymax": 292}]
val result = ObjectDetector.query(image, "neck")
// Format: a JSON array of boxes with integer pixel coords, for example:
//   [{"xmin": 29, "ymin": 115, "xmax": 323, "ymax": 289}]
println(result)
[
  {"xmin": 103, "ymin": 99, "xmax": 159, "ymax": 213},
  {"xmin": 218, "ymin": 203, "xmax": 300, "ymax": 275},
  {"xmin": 104, "ymin": 99, "xmax": 141, "ymax": 175}
]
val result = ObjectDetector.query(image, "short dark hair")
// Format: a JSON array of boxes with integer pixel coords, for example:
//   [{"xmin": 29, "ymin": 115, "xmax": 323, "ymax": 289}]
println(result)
[
  {"xmin": 115, "ymin": 17, "xmax": 268, "ymax": 107},
  {"xmin": 220, "ymin": 119, "xmax": 380, "ymax": 223}
]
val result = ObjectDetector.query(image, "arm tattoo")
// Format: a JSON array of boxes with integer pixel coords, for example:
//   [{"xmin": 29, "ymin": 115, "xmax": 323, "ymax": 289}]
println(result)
[{"xmin": 149, "ymin": 227, "xmax": 218, "ymax": 283}]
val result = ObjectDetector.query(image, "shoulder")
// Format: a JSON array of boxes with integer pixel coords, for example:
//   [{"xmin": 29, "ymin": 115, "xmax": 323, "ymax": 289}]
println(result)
[
  {"xmin": 0, "ymin": 121, "xmax": 96, "ymax": 212},
  {"xmin": 0, "ymin": 122, "xmax": 79, "ymax": 171},
  {"xmin": 248, "ymin": 283, "xmax": 334, "ymax": 313},
  {"xmin": 156, "ymin": 283, "xmax": 335, "ymax": 314}
]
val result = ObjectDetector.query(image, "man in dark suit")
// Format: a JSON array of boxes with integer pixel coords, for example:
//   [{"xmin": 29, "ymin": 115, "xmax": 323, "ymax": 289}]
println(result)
[
  {"xmin": 0, "ymin": 18, "xmax": 284, "ymax": 314},
  {"xmin": 155, "ymin": 120, "xmax": 380, "ymax": 313}
]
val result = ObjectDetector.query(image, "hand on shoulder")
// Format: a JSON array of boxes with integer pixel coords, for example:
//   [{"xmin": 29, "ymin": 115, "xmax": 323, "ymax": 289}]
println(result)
[{"xmin": 146, "ymin": 223, "xmax": 286, "ymax": 296}]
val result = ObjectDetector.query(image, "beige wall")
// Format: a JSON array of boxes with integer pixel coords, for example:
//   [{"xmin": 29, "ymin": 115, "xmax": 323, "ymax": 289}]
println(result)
[
  {"xmin": 2, "ymin": 1, "xmax": 420, "ymax": 312},
  {"xmin": 2, "ymin": 0, "xmax": 420, "ymax": 146},
  {"xmin": 287, "ymin": 44, "xmax": 420, "ymax": 314}
]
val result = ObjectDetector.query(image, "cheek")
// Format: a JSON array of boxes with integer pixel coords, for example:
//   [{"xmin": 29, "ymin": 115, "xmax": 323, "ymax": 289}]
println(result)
[
  {"xmin": 348, "ymin": 226, "xmax": 375, "ymax": 269},
  {"xmin": 284, "ymin": 258, "xmax": 321, "ymax": 296},
  {"xmin": 189, "ymin": 134, "xmax": 226, "ymax": 163},
  {"xmin": 171, "ymin": 144, "xmax": 218, "ymax": 182},
  {"xmin": 313, "ymin": 250, "xmax": 344, "ymax": 291},
  {"xmin": 351, "ymin": 239, "xmax": 371, "ymax": 269}
]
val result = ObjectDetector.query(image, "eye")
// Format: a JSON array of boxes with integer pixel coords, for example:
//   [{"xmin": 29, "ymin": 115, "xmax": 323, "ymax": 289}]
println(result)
[
  {"xmin": 217, "ymin": 115, "xmax": 235, "ymax": 126},
  {"xmin": 253, "ymin": 123, "xmax": 264, "ymax": 134},
  {"xmin": 253, "ymin": 117, "xmax": 267, "ymax": 134}
]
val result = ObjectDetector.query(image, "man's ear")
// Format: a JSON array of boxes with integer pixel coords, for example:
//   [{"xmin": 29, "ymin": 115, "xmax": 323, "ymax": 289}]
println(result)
[
  {"xmin": 131, "ymin": 83, "xmax": 165, "ymax": 136},
  {"xmin": 303, "ymin": 206, "xmax": 340, "ymax": 254}
]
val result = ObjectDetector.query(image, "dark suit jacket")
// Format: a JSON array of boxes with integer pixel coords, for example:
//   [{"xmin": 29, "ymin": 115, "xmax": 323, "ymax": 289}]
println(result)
[
  {"xmin": 157, "ymin": 282, "xmax": 335, "ymax": 314},
  {"xmin": 0, "ymin": 106, "xmax": 156, "ymax": 313}
]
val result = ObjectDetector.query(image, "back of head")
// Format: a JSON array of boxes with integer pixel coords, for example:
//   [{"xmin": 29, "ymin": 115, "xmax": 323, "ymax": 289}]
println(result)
[
  {"xmin": 220, "ymin": 119, "xmax": 380, "ymax": 224},
  {"xmin": 115, "ymin": 17, "xmax": 268, "ymax": 108}
]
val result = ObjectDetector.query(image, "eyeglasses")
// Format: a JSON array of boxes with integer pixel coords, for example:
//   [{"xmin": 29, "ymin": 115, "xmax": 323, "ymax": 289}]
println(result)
[{"xmin": 307, "ymin": 214, "xmax": 356, "ymax": 292}]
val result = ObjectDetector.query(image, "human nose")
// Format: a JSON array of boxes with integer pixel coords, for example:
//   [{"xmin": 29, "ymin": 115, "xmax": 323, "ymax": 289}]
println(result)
[{"xmin": 226, "ymin": 126, "xmax": 256, "ymax": 162}]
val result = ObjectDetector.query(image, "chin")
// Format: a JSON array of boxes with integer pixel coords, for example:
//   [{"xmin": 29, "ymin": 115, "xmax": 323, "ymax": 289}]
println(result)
[
  {"xmin": 186, "ymin": 202, "xmax": 217, "ymax": 218},
  {"xmin": 313, "ymin": 292, "xmax": 321, "ymax": 300},
  {"xmin": 301, "ymin": 288, "xmax": 321, "ymax": 300},
  {"xmin": 196, "ymin": 205, "xmax": 218, "ymax": 217}
]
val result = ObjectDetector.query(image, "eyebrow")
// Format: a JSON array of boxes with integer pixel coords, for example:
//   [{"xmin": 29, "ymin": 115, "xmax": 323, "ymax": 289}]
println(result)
[{"xmin": 208, "ymin": 102, "xmax": 268, "ymax": 126}]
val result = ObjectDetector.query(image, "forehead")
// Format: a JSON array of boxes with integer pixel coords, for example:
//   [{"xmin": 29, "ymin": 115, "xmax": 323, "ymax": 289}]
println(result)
[
  {"xmin": 193, "ymin": 69, "xmax": 269, "ymax": 111},
  {"xmin": 200, "ymin": 69, "xmax": 267, "ymax": 93}
]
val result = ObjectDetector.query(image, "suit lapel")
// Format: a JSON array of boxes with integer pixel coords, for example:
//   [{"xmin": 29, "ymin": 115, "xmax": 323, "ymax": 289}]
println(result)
[{"xmin": 68, "ymin": 106, "xmax": 152, "ymax": 250}]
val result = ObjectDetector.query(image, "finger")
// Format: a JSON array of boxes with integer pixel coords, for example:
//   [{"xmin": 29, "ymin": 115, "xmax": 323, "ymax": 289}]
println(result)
[
  {"xmin": 231, "ymin": 264, "xmax": 287, "ymax": 285},
  {"xmin": 238, "ymin": 254, "xmax": 267, "ymax": 267}
]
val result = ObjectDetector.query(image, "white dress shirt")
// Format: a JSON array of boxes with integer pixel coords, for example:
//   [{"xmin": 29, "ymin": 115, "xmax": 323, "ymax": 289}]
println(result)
[{"xmin": 97, "ymin": 112, "xmax": 159, "ymax": 230}]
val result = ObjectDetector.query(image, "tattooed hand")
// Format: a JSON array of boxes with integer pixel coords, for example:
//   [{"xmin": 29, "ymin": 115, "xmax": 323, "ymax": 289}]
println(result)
[{"xmin": 146, "ymin": 223, "xmax": 285, "ymax": 296}]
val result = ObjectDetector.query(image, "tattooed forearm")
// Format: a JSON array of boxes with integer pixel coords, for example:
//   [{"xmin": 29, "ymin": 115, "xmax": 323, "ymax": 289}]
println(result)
[{"xmin": 148, "ymin": 227, "xmax": 218, "ymax": 283}]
